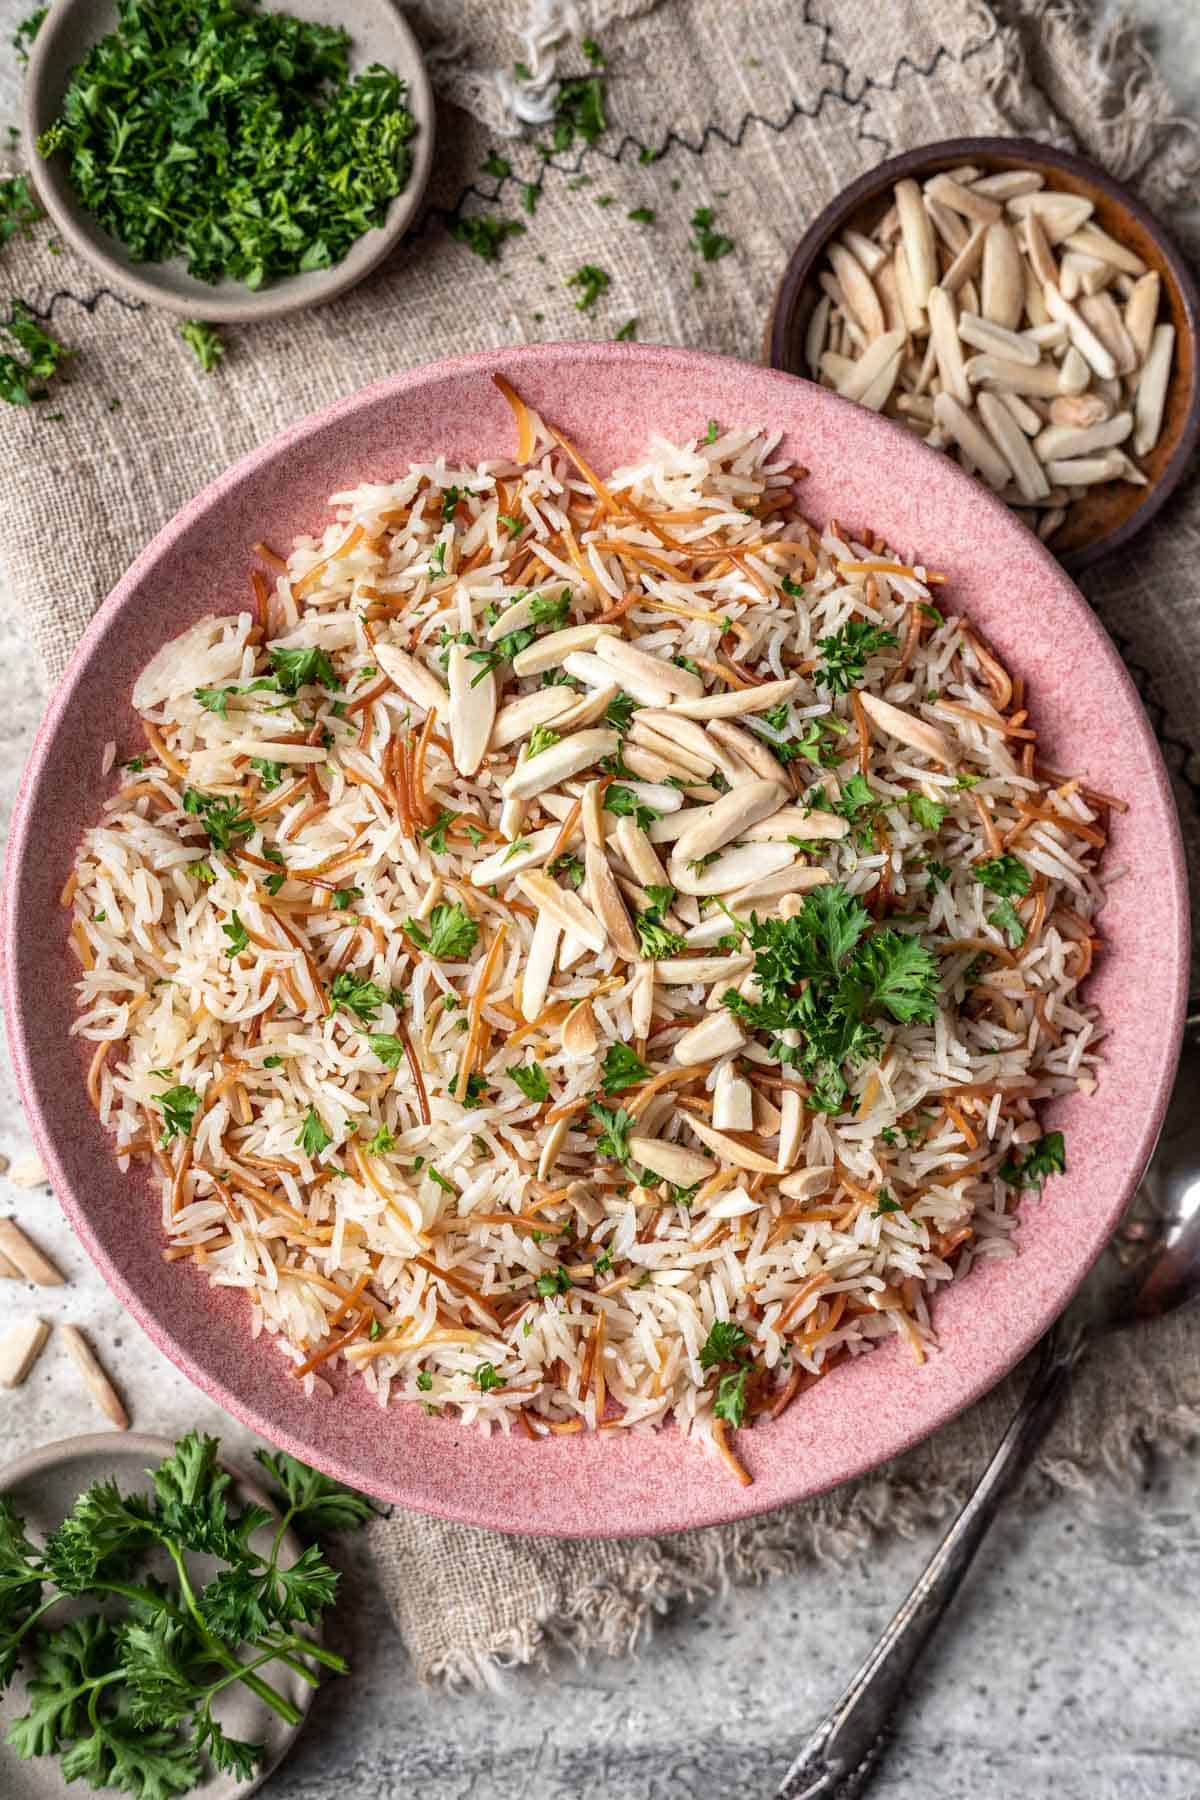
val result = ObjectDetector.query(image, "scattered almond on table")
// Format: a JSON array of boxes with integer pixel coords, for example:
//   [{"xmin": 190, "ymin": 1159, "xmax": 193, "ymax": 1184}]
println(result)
[
  {"xmin": 0, "ymin": 1316, "xmax": 51, "ymax": 1388},
  {"xmin": 60, "ymin": 1324, "xmax": 131, "ymax": 1430},
  {"xmin": 807, "ymin": 165, "xmax": 1175, "ymax": 542},
  {"xmin": 0, "ymin": 1217, "xmax": 65, "ymax": 1286}
]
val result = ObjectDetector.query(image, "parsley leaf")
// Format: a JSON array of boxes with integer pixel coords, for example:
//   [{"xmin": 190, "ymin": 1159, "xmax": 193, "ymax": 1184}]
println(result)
[
  {"xmin": 329, "ymin": 972, "xmax": 389, "ymax": 1023},
  {"xmin": 365, "ymin": 1124, "xmax": 395, "ymax": 1154},
  {"xmin": 474, "ymin": 1363, "xmax": 503, "ymax": 1392},
  {"xmin": 404, "ymin": 904, "xmax": 479, "ymax": 961},
  {"xmin": 180, "ymin": 320, "xmax": 224, "ymax": 372},
  {"xmin": 0, "ymin": 305, "xmax": 72, "ymax": 408},
  {"xmin": 600, "ymin": 1044, "xmax": 650, "ymax": 1094},
  {"xmin": 909, "ymin": 794, "xmax": 948, "ymax": 830},
  {"xmin": 249, "ymin": 757, "xmax": 284, "ymax": 790},
  {"xmin": 976, "ymin": 853, "xmax": 1031, "ymax": 898},
  {"xmin": 157, "ymin": 1085, "xmax": 200, "ymax": 1147},
  {"xmin": 535, "ymin": 1265, "xmax": 571, "ymax": 1297},
  {"xmin": 815, "ymin": 620, "xmax": 899, "ymax": 694},
  {"xmin": 635, "ymin": 914, "xmax": 686, "ymax": 959},
  {"xmin": 588, "ymin": 1101, "xmax": 635, "ymax": 1165},
  {"xmin": 296, "ymin": 1106, "xmax": 332, "ymax": 1158},
  {"xmin": 1000, "ymin": 1131, "xmax": 1066, "ymax": 1190},
  {"xmin": 548, "ymin": 853, "xmax": 585, "ymax": 889},
  {"xmin": 690, "ymin": 205, "xmax": 735, "ymax": 261},
  {"xmin": 527, "ymin": 724, "xmax": 561, "ymax": 757},
  {"xmin": 421, "ymin": 808, "xmax": 458, "ymax": 855},
  {"xmin": 698, "ymin": 1319, "xmax": 749, "ymax": 1369},
  {"xmin": 988, "ymin": 898, "xmax": 1026, "ymax": 947},
  {"xmin": 604, "ymin": 690, "xmax": 636, "ymax": 734},
  {"xmin": 566, "ymin": 263, "xmax": 611, "ymax": 310},
  {"xmin": 712, "ymin": 1368, "xmax": 749, "ymax": 1426},
  {"xmin": 221, "ymin": 912, "xmax": 249, "ymax": 957},
  {"xmin": 508, "ymin": 1062, "xmax": 550, "ymax": 1103},
  {"xmin": 606, "ymin": 784, "xmax": 660, "ymax": 831},
  {"xmin": 267, "ymin": 644, "xmax": 337, "ymax": 695},
  {"xmin": 449, "ymin": 213, "xmax": 525, "ymax": 261}
]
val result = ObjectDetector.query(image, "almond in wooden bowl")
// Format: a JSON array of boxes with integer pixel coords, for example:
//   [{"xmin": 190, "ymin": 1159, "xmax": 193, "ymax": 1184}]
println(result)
[{"xmin": 766, "ymin": 137, "xmax": 1199, "ymax": 575}]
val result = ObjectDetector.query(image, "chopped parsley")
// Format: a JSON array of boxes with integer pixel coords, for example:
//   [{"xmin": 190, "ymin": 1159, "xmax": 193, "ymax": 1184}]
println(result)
[
  {"xmin": 549, "ymin": 72, "xmax": 606, "ymax": 151},
  {"xmin": 404, "ymin": 903, "xmax": 479, "ymax": 961},
  {"xmin": 535, "ymin": 1265, "xmax": 572, "ymax": 1298},
  {"xmin": 600, "ymin": 1044, "xmax": 650, "ymax": 1094},
  {"xmin": 267, "ymin": 644, "xmax": 338, "ymax": 695},
  {"xmin": 182, "ymin": 789, "xmax": 253, "ymax": 853},
  {"xmin": 331, "ymin": 886, "xmax": 363, "ymax": 911},
  {"xmin": 180, "ymin": 320, "xmax": 224, "ymax": 372},
  {"xmin": 529, "ymin": 589, "xmax": 572, "ymax": 629},
  {"xmin": 604, "ymin": 690, "xmax": 636, "ymax": 734},
  {"xmin": 474, "ymin": 1362, "xmax": 503, "ymax": 1392},
  {"xmin": 38, "ymin": 4, "xmax": 418, "ymax": 289},
  {"xmin": 527, "ymin": 724, "xmax": 561, "ymax": 758},
  {"xmin": 449, "ymin": 1072, "xmax": 488, "ymax": 1109},
  {"xmin": 566, "ymin": 263, "xmax": 611, "ymax": 310},
  {"xmin": 815, "ymin": 621, "xmax": 899, "ymax": 694},
  {"xmin": 781, "ymin": 574, "xmax": 805, "ymax": 599},
  {"xmin": 1000, "ymin": 1131, "xmax": 1066, "ymax": 1190},
  {"xmin": 221, "ymin": 912, "xmax": 249, "ymax": 956},
  {"xmin": 0, "ymin": 305, "xmax": 73, "ymax": 408},
  {"xmin": 185, "ymin": 860, "xmax": 216, "ymax": 886},
  {"xmin": 0, "ymin": 174, "xmax": 42, "ymax": 247},
  {"xmin": 606, "ymin": 784, "xmax": 660, "ymax": 832},
  {"xmin": 297, "ymin": 1106, "xmax": 332, "ymax": 1158},
  {"xmin": 698, "ymin": 1319, "xmax": 749, "ymax": 1369},
  {"xmin": 449, "ymin": 212, "xmax": 526, "ymax": 261},
  {"xmin": 713, "ymin": 1368, "xmax": 749, "ymax": 1427},
  {"xmin": 588, "ymin": 1101, "xmax": 635, "ymax": 1166},
  {"xmin": 722, "ymin": 883, "xmax": 940, "ymax": 1113},
  {"xmin": 988, "ymin": 898, "xmax": 1026, "ymax": 947},
  {"xmin": 924, "ymin": 860, "xmax": 952, "ymax": 891},
  {"xmin": 548, "ymin": 853, "xmax": 586, "ymax": 889},
  {"xmin": 873, "ymin": 1190, "xmax": 903, "ymax": 1216},
  {"xmin": 976, "ymin": 853, "xmax": 1031, "ymax": 898},
  {"xmin": 415, "ymin": 1370, "xmax": 433, "ymax": 1391},
  {"xmin": 581, "ymin": 36, "xmax": 606, "ymax": 66},
  {"xmin": 11, "ymin": 8, "xmax": 45, "ymax": 67},
  {"xmin": 249, "ymin": 757, "xmax": 284, "ymax": 790},
  {"xmin": 329, "ymin": 971, "xmax": 389, "ymax": 1023},
  {"xmin": 421, "ymin": 808, "xmax": 458, "ymax": 855},
  {"xmin": 635, "ymin": 913, "xmax": 686, "ymax": 959},
  {"xmin": 508, "ymin": 1062, "xmax": 550, "ymax": 1104},
  {"xmin": 427, "ymin": 1167, "xmax": 456, "ymax": 1194},
  {"xmin": 909, "ymin": 795, "xmax": 948, "ymax": 830},
  {"xmin": 480, "ymin": 150, "xmax": 511, "ymax": 179},
  {"xmin": 263, "ymin": 1054, "xmax": 284, "ymax": 1069},
  {"xmin": 364, "ymin": 1034, "xmax": 405, "ymax": 1069},
  {"xmin": 614, "ymin": 318, "xmax": 638, "ymax": 340},
  {"xmin": 690, "ymin": 205, "xmax": 735, "ymax": 262},
  {"xmin": 157, "ymin": 1083, "xmax": 200, "ymax": 1146},
  {"xmin": 627, "ymin": 206, "xmax": 655, "ymax": 224}
]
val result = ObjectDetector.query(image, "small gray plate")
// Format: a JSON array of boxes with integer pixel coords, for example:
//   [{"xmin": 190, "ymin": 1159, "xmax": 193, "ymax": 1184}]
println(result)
[
  {"xmin": 0, "ymin": 1433, "xmax": 314, "ymax": 1799},
  {"xmin": 21, "ymin": 0, "xmax": 436, "ymax": 322}
]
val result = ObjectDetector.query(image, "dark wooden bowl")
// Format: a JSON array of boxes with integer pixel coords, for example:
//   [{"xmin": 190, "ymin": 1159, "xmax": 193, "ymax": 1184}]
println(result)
[{"xmin": 765, "ymin": 137, "xmax": 1200, "ymax": 576}]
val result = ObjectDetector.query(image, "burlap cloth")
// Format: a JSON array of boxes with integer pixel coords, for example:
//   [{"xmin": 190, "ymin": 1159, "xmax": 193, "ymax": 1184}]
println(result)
[{"xmin": 3, "ymin": 0, "xmax": 1198, "ymax": 1685}]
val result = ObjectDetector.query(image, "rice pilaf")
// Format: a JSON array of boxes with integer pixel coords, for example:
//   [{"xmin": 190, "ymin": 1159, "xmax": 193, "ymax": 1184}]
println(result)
[{"xmin": 66, "ymin": 380, "xmax": 1115, "ymax": 1483}]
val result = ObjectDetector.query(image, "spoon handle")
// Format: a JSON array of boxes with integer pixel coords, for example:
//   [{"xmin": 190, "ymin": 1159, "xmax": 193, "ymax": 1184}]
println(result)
[{"xmin": 773, "ymin": 1314, "xmax": 1092, "ymax": 1800}]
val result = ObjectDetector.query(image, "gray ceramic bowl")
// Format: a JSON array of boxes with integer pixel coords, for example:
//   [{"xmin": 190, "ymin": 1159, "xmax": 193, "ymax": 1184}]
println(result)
[
  {"xmin": 21, "ymin": 0, "xmax": 435, "ymax": 322},
  {"xmin": 0, "ymin": 1433, "xmax": 315, "ymax": 1799}
]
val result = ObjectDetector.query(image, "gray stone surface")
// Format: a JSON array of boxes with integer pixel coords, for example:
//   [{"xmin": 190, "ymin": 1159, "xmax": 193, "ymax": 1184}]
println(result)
[{"xmin": 1, "ymin": 5, "xmax": 1199, "ymax": 1796}]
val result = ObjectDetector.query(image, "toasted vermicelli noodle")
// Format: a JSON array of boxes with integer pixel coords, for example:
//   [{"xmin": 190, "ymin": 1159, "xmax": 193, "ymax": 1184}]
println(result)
[{"xmin": 67, "ymin": 389, "xmax": 1115, "ymax": 1479}]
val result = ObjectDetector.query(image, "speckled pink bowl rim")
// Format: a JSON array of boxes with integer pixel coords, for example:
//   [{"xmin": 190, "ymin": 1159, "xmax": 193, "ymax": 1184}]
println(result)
[{"xmin": 2, "ymin": 343, "xmax": 1187, "ymax": 1538}]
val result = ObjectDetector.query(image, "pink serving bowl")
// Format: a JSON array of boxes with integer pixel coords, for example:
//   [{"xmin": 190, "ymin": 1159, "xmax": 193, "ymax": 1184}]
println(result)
[{"xmin": 2, "ymin": 343, "xmax": 1187, "ymax": 1536}]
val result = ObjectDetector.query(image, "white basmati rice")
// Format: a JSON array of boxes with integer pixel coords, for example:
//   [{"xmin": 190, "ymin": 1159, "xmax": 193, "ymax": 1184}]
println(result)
[{"xmin": 66, "ymin": 395, "xmax": 1113, "ymax": 1481}]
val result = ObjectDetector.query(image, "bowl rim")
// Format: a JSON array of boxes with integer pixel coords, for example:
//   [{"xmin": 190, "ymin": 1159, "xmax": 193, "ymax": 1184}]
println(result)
[
  {"xmin": 765, "ymin": 134, "xmax": 1200, "ymax": 577},
  {"xmin": 19, "ymin": 0, "xmax": 437, "ymax": 323},
  {"xmin": 1, "ymin": 341, "xmax": 1189, "ymax": 1536}
]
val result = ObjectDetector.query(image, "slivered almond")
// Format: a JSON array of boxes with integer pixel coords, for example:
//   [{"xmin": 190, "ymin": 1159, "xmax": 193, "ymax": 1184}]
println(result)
[
  {"xmin": 491, "ymin": 688, "xmax": 577, "ymax": 749},
  {"xmin": 859, "ymin": 690, "xmax": 957, "ymax": 765},
  {"xmin": 972, "ymin": 170, "xmax": 1044, "ymax": 200},
  {"xmin": 836, "ymin": 329, "xmax": 906, "ymax": 403},
  {"xmin": 537, "ymin": 1115, "xmax": 569, "ymax": 1181},
  {"xmin": 727, "ymin": 863, "xmax": 832, "ymax": 907},
  {"xmin": 552, "ymin": 682, "xmax": 621, "ymax": 734},
  {"xmin": 511, "ymin": 623, "xmax": 616, "ymax": 678},
  {"xmin": 976, "ymin": 393, "xmax": 1050, "ymax": 502},
  {"xmin": 0, "ymin": 1316, "xmax": 50, "ymax": 1388},
  {"xmin": 1058, "ymin": 345, "xmax": 1090, "ymax": 395},
  {"xmin": 673, "ymin": 780, "xmax": 786, "ymax": 864},
  {"xmin": 779, "ymin": 1164, "xmax": 837, "ymax": 1201},
  {"xmin": 470, "ymin": 825, "xmax": 560, "ymax": 886},
  {"xmin": 486, "ymin": 594, "xmax": 538, "ymax": 642},
  {"xmin": 828, "ymin": 242, "xmax": 885, "ymax": 341},
  {"xmin": 630, "ymin": 959, "xmax": 655, "ymax": 1037},
  {"xmin": 671, "ymin": 841, "xmax": 794, "ymax": 897},
  {"xmin": 713, "ymin": 1064, "xmax": 754, "ymax": 1132},
  {"xmin": 683, "ymin": 1112, "xmax": 779, "ymax": 1175},
  {"xmin": 628, "ymin": 720, "xmax": 714, "ymax": 779},
  {"xmin": 1135, "ymin": 327, "xmax": 1174, "ymax": 455},
  {"xmin": 776, "ymin": 1090, "xmax": 804, "ymax": 1171},
  {"xmin": 447, "ymin": 645, "xmax": 495, "ymax": 778},
  {"xmin": 1042, "ymin": 284, "xmax": 1116, "ymax": 381},
  {"xmin": 623, "ymin": 744, "xmax": 709, "ymax": 789},
  {"xmin": 806, "ymin": 293, "xmax": 832, "ymax": 375},
  {"xmin": 521, "ymin": 910, "xmax": 561, "ymax": 1021},
  {"xmin": 581, "ymin": 779, "xmax": 606, "ymax": 848},
  {"xmin": 666, "ymin": 678, "xmax": 801, "ymax": 722},
  {"xmin": 1124, "ymin": 271, "xmax": 1160, "ymax": 363},
  {"xmin": 1078, "ymin": 292, "xmax": 1138, "ymax": 377},
  {"xmin": 741, "ymin": 805, "xmax": 849, "ymax": 842},
  {"xmin": 1044, "ymin": 451, "xmax": 1125, "ymax": 484},
  {"xmin": 612, "ymin": 816, "xmax": 669, "ymax": 886},
  {"xmin": 843, "ymin": 228, "xmax": 889, "ymax": 276},
  {"xmin": 895, "ymin": 179, "xmax": 937, "ymax": 304},
  {"xmin": 1058, "ymin": 250, "xmax": 1111, "ymax": 299},
  {"xmin": 926, "ymin": 287, "xmax": 971, "ymax": 406},
  {"xmin": 594, "ymin": 633, "xmax": 704, "ymax": 701},
  {"xmin": 501, "ymin": 728, "xmax": 617, "ymax": 800},
  {"xmin": 561, "ymin": 999, "xmax": 598, "ymax": 1060},
  {"xmin": 586, "ymin": 845, "xmax": 640, "ymax": 960},
  {"xmin": 892, "ymin": 240, "xmax": 927, "ymax": 332},
  {"xmin": 926, "ymin": 196, "xmax": 969, "ymax": 255},
  {"xmin": 1020, "ymin": 209, "xmax": 1058, "ymax": 287},
  {"xmin": 932, "ymin": 393, "xmax": 1012, "ymax": 490},
  {"xmin": 627, "ymin": 1137, "xmax": 714, "ymax": 1187},
  {"xmin": 938, "ymin": 221, "xmax": 987, "ymax": 296},
  {"xmin": 1006, "ymin": 192, "xmax": 1094, "ymax": 244},
  {"xmin": 373, "ymin": 643, "xmax": 447, "ymax": 715},
  {"xmin": 1048, "ymin": 393, "xmax": 1111, "ymax": 429},
  {"xmin": 559, "ymin": 932, "xmax": 589, "ymax": 973},
  {"xmin": 705, "ymin": 719, "xmax": 787, "ymax": 784},
  {"xmin": 1062, "ymin": 223, "xmax": 1145, "ymax": 276},
  {"xmin": 926, "ymin": 172, "xmax": 1002, "ymax": 224},
  {"xmin": 61, "ymin": 1325, "xmax": 129, "ymax": 1429},
  {"xmin": 956, "ymin": 311, "xmax": 1039, "ymax": 366},
  {"xmin": 563, "ymin": 650, "xmax": 625, "ymax": 692},
  {"xmin": 1033, "ymin": 411, "xmax": 1132, "ymax": 461},
  {"xmin": 653, "ymin": 954, "xmax": 751, "ymax": 986},
  {"xmin": 963, "ymin": 355, "xmax": 1064, "ymax": 397},
  {"xmin": 635, "ymin": 711, "xmax": 722, "ymax": 775},
  {"xmin": 0, "ymin": 1219, "xmax": 64, "ymax": 1286},
  {"xmin": 516, "ymin": 871, "xmax": 607, "ymax": 954},
  {"xmin": 980, "ymin": 221, "xmax": 1023, "ymax": 329}
]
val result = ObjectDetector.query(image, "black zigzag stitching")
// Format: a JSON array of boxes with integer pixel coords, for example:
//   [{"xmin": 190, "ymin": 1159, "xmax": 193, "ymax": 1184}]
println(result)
[
  {"xmin": 440, "ymin": 0, "xmax": 1001, "ymax": 223},
  {"xmin": 4, "ymin": 286, "xmax": 145, "ymax": 326}
]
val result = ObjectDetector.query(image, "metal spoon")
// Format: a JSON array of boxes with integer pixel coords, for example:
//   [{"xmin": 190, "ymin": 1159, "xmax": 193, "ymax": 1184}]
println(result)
[{"xmin": 773, "ymin": 1002, "xmax": 1200, "ymax": 1800}]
